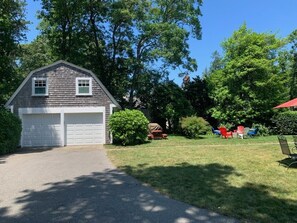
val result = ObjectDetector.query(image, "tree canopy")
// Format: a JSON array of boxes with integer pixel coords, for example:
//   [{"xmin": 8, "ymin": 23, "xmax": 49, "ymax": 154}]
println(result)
[
  {"xmin": 0, "ymin": 0, "xmax": 27, "ymax": 105},
  {"xmin": 2, "ymin": 2, "xmax": 297, "ymax": 133},
  {"xmin": 184, "ymin": 76, "xmax": 212, "ymax": 119},
  {"xmin": 288, "ymin": 30, "xmax": 297, "ymax": 99},
  {"xmin": 36, "ymin": 0, "xmax": 203, "ymax": 105},
  {"xmin": 207, "ymin": 24, "xmax": 288, "ymax": 126},
  {"xmin": 18, "ymin": 35, "xmax": 56, "ymax": 77},
  {"xmin": 148, "ymin": 81, "xmax": 194, "ymax": 132}
]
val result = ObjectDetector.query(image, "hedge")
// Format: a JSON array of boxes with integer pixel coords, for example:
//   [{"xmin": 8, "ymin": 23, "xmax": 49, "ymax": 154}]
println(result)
[
  {"xmin": 271, "ymin": 111, "xmax": 297, "ymax": 135},
  {"xmin": 0, "ymin": 109, "xmax": 22, "ymax": 155}
]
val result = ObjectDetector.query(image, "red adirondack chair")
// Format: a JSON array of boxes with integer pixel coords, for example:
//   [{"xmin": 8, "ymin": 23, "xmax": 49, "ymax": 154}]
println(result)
[
  {"xmin": 219, "ymin": 127, "xmax": 233, "ymax": 139},
  {"xmin": 237, "ymin": 125, "xmax": 244, "ymax": 139}
]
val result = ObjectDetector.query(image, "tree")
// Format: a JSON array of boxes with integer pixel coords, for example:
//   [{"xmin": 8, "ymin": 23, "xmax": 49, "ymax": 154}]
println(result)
[
  {"xmin": 208, "ymin": 50, "xmax": 224, "ymax": 74},
  {"xmin": 184, "ymin": 76, "xmax": 212, "ymax": 119},
  {"xmin": 37, "ymin": 0, "xmax": 203, "ymax": 106},
  {"xmin": 208, "ymin": 24, "xmax": 287, "ymax": 126},
  {"xmin": 0, "ymin": 0, "xmax": 27, "ymax": 105},
  {"xmin": 148, "ymin": 81, "xmax": 194, "ymax": 133},
  {"xmin": 18, "ymin": 35, "xmax": 57, "ymax": 77},
  {"xmin": 112, "ymin": 0, "xmax": 202, "ymax": 107},
  {"xmin": 288, "ymin": 30, "xmax": 297, "ymax": 99}
]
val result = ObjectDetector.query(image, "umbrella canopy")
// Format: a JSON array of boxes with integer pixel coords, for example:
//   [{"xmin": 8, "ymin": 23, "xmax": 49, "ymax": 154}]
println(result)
[{"xmin": 274, "ymin": 98, "xmax": 297, "ymax": 108}]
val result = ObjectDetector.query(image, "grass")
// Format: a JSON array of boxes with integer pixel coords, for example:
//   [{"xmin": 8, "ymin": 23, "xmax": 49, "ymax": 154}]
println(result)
[{"xmin": 106, "ymin": 135, "xmax": 297, "ymax": 223}]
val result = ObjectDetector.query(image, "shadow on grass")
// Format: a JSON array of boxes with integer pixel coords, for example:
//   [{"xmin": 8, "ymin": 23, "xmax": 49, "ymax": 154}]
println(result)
[
  {"xmin": 0, "ymin": 147, "xmax": 57, "ymax": 164},
  {"xmin": 120, "ymin": 163, "xmax": 297, "ymax": 223},
  {"xmin": 0, "ymin": 168, "xmax": 237, "ymax": 223}
]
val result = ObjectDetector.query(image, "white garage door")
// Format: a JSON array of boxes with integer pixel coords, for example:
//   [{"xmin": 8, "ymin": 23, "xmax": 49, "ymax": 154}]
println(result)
[
  {"xmin": 65, "ymin": 113, "xmax": 104, "ymax": 145},
  {"xmin": 22, "ymin": 114, "xmax": 62, "ymax": 147}
]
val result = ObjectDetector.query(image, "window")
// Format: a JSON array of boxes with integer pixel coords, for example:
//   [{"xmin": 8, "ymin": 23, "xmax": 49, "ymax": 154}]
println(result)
[
  {"xmin": 32, "ymin": 78, "xmax": 48, "ymax": 96},
  {"xmin": 76, "ymin": 78, "xmax": 92, "ymax": 95}
]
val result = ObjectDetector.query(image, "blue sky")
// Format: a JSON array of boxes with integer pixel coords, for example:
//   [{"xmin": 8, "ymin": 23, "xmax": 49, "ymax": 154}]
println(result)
[{"xmin": 24, "ymin": 0, "xmax": 297, "ymax": 84}]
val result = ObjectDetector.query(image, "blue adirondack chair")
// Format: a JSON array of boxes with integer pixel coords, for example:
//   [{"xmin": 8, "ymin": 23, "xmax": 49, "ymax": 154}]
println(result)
[
  {"xmin": 212, "ymin": 127, "xmax": 221, "ymax": 136},
  {"xmin": 247, "ymin": 128, "xmax": 258, "ymax": 137}
]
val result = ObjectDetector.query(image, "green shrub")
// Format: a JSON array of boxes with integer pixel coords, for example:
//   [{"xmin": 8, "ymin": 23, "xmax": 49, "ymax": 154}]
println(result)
[
  {"xmin": 271, "ymin": 111, "xmax": 297, "ymax": 135},
  {"xmin": 0, "ymin": 109, "xmax": 22, "ymax": 155},
  {"xmin": 180, "ymin": 116, "xmax": 211, "ymax": 139},
  {"xmin": 251, "ymin": 123, "xmax": 270, "ymax": 136},
  {"xmin": 109, "ymin": 109, "xmax": 149, "ymax": 145}
]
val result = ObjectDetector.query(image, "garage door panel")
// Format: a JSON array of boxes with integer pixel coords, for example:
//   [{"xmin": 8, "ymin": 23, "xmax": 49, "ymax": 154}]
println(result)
[
  {"xmin": 65, "ymin": 113, "xmax": 104, "ymax": 145},
  {"xmin": 22, "ymin": 114, "xmax": 62, "ymax": 147},
  {"xmin": 66, "ymin": 114, "xmax": 103, "ymax": 124}
]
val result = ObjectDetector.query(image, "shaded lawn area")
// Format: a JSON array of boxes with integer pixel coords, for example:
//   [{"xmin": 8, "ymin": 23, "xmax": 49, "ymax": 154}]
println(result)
[{"xmin": 106, "ymin": 135, "xmax": 297, "ymax": 223}]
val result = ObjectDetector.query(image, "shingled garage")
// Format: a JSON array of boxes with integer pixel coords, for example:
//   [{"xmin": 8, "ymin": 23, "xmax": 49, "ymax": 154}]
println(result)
[{"xmin": 5, "ymin": 61, "xmax": 120, "ymax": 147}]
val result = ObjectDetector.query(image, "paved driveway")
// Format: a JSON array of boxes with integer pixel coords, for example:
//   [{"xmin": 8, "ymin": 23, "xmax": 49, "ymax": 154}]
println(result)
[{"xmin": 0, "ymin": 146, "xmax": 238, "ymax": 223}]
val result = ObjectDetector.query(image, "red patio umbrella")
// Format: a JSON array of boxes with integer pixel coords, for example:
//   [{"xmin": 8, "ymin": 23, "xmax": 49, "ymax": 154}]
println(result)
[{"xmin": 274, "ymin": 98, "xmax": 297, "ymax": 108}]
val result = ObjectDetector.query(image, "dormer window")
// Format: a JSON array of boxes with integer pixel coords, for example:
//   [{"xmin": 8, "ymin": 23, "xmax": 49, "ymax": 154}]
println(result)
[
  {"xmin": 32, "ymin": 78, "xmax": 48, "ymax": 96},
  {"xmin": 76, "ymin": 78, "xmax": 92, "ymax": 95}
]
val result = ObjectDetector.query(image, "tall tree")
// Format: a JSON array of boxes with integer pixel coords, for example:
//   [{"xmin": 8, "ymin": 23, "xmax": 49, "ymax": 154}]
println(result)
[
  {"xmin": 39, "ymin": 0, "xmax": 103, "ymax": 64},
  {"xmin": 288, "ymin": 30, "xmax": 297, "ymax": 99},
  {"xmin": 208, "ymin": 50, "xmax": 224, "ymax": 74},
  {"xmin": 184, "ymin": 76, "xmax": 212, "ymax": 119},
  {"xmin": 110, "ymin": 0, "xmax": 202, "ymax": 107},
  {"xmin": 37, "ymin": 0, "xmax": 203, "ymax": 106},
  {"xmin": 0, "ymin": 0, "xmax": 27, "ymax": 105},
  {"xmin": 148, "ymin": 81, "xmax": 194, "ymax": 132},
  {"xmin": 208, "ymin": 24, "xmax": 287, "ymax": 125}
]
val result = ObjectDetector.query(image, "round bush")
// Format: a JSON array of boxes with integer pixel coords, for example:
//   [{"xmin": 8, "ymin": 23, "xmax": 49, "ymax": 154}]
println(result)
[
  {"xmin": 180, "ymin": 116, "xmax": 210, "ymax": 139},
  {"xmin": 0, "ymin": 109, "xmax": 22, "ymax": 155},
  {"xmin": 251, "ymin": 123, "xmax": 270, "ymax": 136},
  {"xmin": 109, "ymin": 109, "xmax": 149, "ymax": 145}
]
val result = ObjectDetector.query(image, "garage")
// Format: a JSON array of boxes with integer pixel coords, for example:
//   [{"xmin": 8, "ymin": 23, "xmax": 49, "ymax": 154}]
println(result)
[
  {"xmin": 5, "ymin": 61, "xmax": 120, "ymax": 146},
  {"xmin": 22, "ymin": 114, "xmax": 62, "ymax": 147},
  {"xmin": 19, "ymin": 107, "xmax": 106, "ymax": 147},
  {"xmin": 65, "ymin": 113, "xmax": 104, "ymax": 145}
]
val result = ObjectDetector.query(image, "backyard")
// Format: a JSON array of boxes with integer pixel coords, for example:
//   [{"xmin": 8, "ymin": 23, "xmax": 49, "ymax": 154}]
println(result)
[{"xmin": 107, "ymin": 135, "xmax": 297, "ymax": 223}]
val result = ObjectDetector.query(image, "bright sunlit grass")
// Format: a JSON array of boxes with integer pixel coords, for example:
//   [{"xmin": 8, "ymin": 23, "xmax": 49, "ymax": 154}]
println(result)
[{"xmin": 106, "ymin": 135, "xmax": 297, "ymax": 223}]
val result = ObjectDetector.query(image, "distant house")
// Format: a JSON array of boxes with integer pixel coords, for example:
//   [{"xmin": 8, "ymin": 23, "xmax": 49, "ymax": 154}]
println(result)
[{"xmin": 5, "ymin": 60, "xmax": 120, "ymax": 147}]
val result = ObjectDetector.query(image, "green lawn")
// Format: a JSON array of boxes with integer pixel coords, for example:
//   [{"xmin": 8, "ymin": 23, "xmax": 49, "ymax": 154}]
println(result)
[{"xmin": 106, "ymin": 135, "xmax": 297, "ymax": 223}]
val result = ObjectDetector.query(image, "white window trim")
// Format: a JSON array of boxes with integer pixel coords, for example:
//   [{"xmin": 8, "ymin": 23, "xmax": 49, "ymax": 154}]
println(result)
[
  {"xmin": 32, "ymin": 77, "xmax": 48, "ymax": 96},
  {"xmin": 76, "ymin": 77, "xmax": 92, "ymax": 96}
]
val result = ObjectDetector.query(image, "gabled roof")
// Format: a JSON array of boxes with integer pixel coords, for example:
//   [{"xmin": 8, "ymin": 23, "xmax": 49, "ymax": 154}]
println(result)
[{"xmin": 5, "ymin": 60, "xmax": 121, "ymax": 108}]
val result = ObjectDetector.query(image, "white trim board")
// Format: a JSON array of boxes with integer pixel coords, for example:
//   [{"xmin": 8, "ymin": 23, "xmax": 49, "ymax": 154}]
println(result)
[{"xmin": 19, "ymin": 106, "xmax": 105, "ymax": 115}]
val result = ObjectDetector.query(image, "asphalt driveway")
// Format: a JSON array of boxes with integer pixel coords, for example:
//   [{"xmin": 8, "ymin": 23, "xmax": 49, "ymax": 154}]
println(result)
[{"xmin": 0, "ymin": 146, "xmax": 238, "ymax": 223}]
